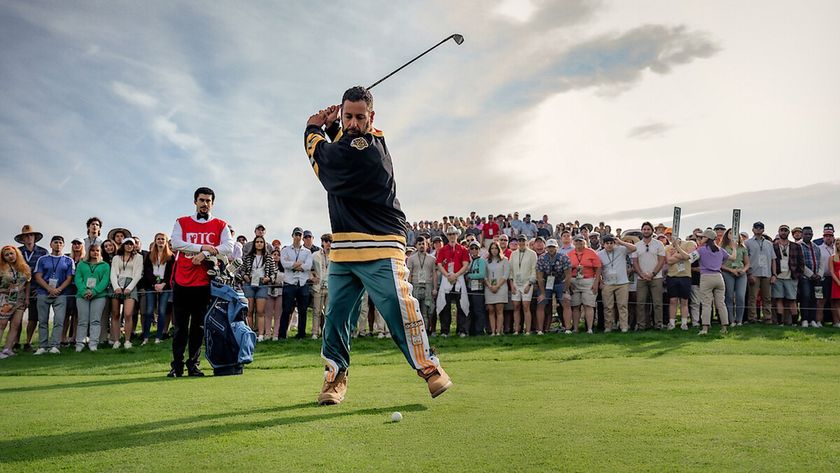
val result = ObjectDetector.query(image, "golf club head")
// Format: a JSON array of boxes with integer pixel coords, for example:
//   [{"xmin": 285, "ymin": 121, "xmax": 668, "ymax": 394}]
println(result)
[{"xmin": 451, "ymin": 34, "xmax": 465, "ymax": 45}]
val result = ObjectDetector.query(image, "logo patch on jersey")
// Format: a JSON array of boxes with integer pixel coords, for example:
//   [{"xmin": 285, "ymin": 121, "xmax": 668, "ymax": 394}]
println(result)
[{"xmin": 350, "ymin": 137, "xmax": 368, "ymax": 150}]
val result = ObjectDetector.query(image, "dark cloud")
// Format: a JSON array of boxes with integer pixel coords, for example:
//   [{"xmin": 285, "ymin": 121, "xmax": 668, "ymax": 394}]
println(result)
[
  {"xmin": 628, "ymin": 122, "xmax": 672, "ymax": 139},
  {"xmin": 545, "ymin": 24, "xmax": 720, "ymax": 94}
]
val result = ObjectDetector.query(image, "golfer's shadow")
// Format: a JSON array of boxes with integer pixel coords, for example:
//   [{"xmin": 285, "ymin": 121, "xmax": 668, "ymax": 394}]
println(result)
[{"xmin": 0, "ymin": 402, "xmax": 428, "ymax": 463}]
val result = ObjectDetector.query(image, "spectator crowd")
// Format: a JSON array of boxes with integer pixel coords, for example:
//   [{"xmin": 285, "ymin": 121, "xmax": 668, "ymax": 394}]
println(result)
[{"xmin": 1, "ymin": 212, "xmax": 838, "ymax": 359}]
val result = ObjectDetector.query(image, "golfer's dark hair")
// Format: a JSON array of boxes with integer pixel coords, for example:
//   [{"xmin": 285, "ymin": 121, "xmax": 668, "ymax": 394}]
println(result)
[
  {"xmin": 342, "ymin": 86, "xmax": 373, "ymax": 111},
  {"xmin": 194, "ymin": 187, "xmax": 215, "ymax": 202},
  {"xmin": 641, "ymin": 221, "xmax": 654, "ymax": 231}
]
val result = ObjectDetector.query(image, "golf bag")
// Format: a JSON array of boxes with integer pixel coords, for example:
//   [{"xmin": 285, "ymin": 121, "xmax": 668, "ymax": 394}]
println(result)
[{"xmin": 204, "ymin": 280, "xmax": 256, "ymax": 376}]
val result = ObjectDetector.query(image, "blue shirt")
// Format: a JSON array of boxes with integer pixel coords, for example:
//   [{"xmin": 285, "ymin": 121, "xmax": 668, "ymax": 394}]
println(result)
[
  {"xmin": 19, "ymin": 245, "xmax": 48, "ymax": 275},
  {"xmin": 34, "ymin": 254, "xmax": 76, "ymax": 296}
]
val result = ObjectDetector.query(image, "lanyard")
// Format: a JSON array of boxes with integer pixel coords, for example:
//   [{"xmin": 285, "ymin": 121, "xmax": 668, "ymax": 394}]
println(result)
[
  {"xmin": 46, "ymin": 255, "xmax": 61, "ymax": 281},
  {"xmin": 605, "ymin": 250, "xmax": 619, "ymax": 268},
  {"xmin": 547, "ymin": 253, "xmax": 558, "ymax": 275},
  {"xmin": 23, "ymin": 248, "xmax": 37, "ymax": 264},
  {"xmin": 574, "ymin": 251, "xmax": 586, "ymax": 271},
  {"xmin": 517, "ymin": 250, "xmax": 526, "ymax": 270},
  {"xmin": 293, "ymin": 247, "xmax": 302, "ymax": 263}
]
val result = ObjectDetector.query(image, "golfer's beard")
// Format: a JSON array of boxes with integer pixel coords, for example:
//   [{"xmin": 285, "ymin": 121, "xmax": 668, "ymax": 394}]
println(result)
[{"xmin": 345, "ymin": 127, "xmax": 363, "ymax": 137}]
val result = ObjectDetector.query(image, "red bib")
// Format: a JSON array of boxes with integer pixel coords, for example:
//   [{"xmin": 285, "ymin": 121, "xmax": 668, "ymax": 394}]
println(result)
[{"xmin": 174, "ymin": 216, "xmax": 227, "ymax": 287}]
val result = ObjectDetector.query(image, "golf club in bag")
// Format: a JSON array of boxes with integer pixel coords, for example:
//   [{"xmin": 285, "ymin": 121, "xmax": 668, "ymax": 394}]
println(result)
[{"xmin": 204, "ymin": 258, "xmax": 256, "ymax": 376}]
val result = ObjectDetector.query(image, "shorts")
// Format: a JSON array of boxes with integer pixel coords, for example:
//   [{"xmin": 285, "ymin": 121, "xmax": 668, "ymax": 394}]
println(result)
[
  {"xmin": 115, "ymin": 288, "xmax": 138, "ymax": 301},
  {"xmin": 571, "ymin": 278, "xmax": 597, "ymax": 307},
  {"xmin": 666, "ymin": 277, "xmax": 691, "ymax": 300},
  {"xmin": 243, "ymin": 285, "xmax": 269, "ymax": 300},
  {"xmin": 772, "ymin": 278, "xmax": 797, "ymax": 300},
  {"xmin": 511, "ymin": 284, "xmax": 533, "ymax": 302}
]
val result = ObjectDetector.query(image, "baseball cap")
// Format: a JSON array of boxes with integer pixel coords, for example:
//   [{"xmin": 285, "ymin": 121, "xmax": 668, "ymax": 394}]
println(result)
[
  {"xmin": 753, "ymin": 221, "xmax": 765, "ymax": 229},
  {"xmin": 792, "ymin": 227, "xmax": 803, "ymax": 233},
  {"xmin": 534, "ymin": 236, "xmax": 545, "ymax": 243},
  {"xmin": 702, "ymin": 229, "xmax": 716, "ymax": 240},
  {"xmin": 714, "ymin": 224, "xmax": 726, "ymax": 231},
  {"xmin": 431, "ymin": 236, "xmax": 443, "ymax": 243},
  {"xmin": 824, "ymin": 223, "xmax": 834, "ymax": 236},
  {"xmin": 468, "ymin": 241, "xmax": 480, "ymax": 249},
  {"xmin": 71, "ymin": 237, "xmax": 83, "ymax": 244},
  {"xmin": 50, "ymin": 235, "xmax": 64, "ymax": 243},
  {"xmin": 255, "ymin": 224, "xmax": 266, "ymax": 231},
  {"xmin": 573, "ymin": 235, "xmax": 586, "ymax": 242},
  {"xmin": 445, "ymin": 226, "xmax": 459, "ymax": 235},
  {"xmin": 271, "ymin": 239, "xmax": 281, "ymax": 246},
  {"xmin": 516, "ymin": 234, "xmax": 527, "ymax": 241},
  {"xmin": 779, "ymin": 224, "xmax": 790, "ymax": 231},
  {"xmin": 546, "ymin": 239, "xmax": 558, "ymax": 247},
  {"xmin": 303, "ymin": 230, "xmax": 313, "ymax": 238},
  {"xmin": 291, "ymin": 227, "xmax": 303, "ymax": 236}
]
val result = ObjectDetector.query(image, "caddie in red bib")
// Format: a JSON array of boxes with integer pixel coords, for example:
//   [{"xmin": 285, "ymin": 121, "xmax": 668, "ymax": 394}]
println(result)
[{"xmin": 167, "ymin": 187, "xmax": 233, "ymax": 377}]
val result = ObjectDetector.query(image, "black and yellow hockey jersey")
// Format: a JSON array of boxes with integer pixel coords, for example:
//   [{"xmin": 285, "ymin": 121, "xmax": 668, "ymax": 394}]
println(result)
[{"xmin": 305, "ymin": 122, "xmax": 407, "ymax": 262}]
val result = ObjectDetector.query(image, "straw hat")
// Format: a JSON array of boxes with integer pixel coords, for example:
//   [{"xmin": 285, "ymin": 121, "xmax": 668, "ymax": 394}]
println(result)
[
  {"xmin": 14, "ymin": 225, "xmax": 43, "ymax": 244},
  {"xmin": 107, "ymin": 227, "xmax": 133, "ymax": 241}
]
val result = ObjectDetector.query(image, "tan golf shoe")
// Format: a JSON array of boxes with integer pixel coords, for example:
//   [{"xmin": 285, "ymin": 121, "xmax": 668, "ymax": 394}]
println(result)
[
  {"xmin": 317, "ymin": 370, "xmax": 347, "ymax": 405},
  {"xmin": 419, "ymin": 366, "xmax": 452, "ymax": 398}
]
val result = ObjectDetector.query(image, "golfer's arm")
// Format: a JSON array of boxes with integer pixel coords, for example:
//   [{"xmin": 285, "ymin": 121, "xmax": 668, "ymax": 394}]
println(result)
[{"xmin": 325, "ymin": 121, "xmax": 342, "ymax": 142}]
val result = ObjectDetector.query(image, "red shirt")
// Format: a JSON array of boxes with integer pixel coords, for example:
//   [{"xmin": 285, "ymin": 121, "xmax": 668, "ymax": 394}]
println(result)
[
  {"xmin": 503, "ymin": 248, "xmax": 512, "ymax": 259},
  {"xmin": 482, "ymin": 222, "xmax": 500, "ymax": 240},
  {"xmin": 436, "ymin": 243, "xmax": 470, "ymax": 274},
  {"xmin": 174, "ymin": 216, "xmax": 228, "ymax": 287},
  {"xmin": 568, "ymin": 248, "xmax": 602, "ymax": 279}
]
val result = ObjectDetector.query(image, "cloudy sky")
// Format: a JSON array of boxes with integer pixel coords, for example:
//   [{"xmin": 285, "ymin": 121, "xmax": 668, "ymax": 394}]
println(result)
[{"xmin": 2, "ymin": 0, "xmax": 838, "ymax": 246}]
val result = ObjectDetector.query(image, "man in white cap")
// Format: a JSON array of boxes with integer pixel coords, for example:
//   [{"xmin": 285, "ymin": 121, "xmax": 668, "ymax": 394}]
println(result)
[{"xmin": 435, "ymin": 226, "xmax": 471, "ymax": 337}]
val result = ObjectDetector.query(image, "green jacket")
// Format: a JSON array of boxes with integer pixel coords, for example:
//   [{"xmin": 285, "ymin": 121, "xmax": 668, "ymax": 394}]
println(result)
[
  {"xmin": 467, "ymin": 257, "xmax": 487, "ymax": 281},
  {"xmin": 74, "ymin": 261, "xmax": 111, "ymax": 299}
]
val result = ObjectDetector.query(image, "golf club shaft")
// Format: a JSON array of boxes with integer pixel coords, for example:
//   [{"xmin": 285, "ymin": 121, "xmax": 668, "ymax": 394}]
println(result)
[{"xmin": 367, "ymin": 34, "xmax": 462, "ymax": 90}]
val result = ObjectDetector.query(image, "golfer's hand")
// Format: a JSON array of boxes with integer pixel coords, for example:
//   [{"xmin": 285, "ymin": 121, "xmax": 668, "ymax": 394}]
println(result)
[
  {"xmin": 324, "ymin": 105, "xmax": 340, "ymax": 124},
  {"xmin": 538, "ymin": 294, "xmax": 545, "ymax": 303},
  {"xmin": 114, "ymin": 288, "xmax": 123, "ymax": 295},
  {"xmin": 307, "ymin": 110, "xmax": 327, "ymax": 127},
  {"xmin": 192, "ymin": 253, "xmax": 206, "ymax": 265}
]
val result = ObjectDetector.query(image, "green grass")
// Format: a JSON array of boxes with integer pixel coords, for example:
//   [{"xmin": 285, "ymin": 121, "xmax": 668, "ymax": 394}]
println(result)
[{"xmin": 1, "ymin": 326, "xmax": 839, "ymax": 472}]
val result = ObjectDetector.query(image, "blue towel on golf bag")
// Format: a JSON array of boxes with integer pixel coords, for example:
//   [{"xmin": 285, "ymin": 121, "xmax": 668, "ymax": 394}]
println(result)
[{"xmin": 205, "ymin": 281, "xmax": 256, "ymax": 369}]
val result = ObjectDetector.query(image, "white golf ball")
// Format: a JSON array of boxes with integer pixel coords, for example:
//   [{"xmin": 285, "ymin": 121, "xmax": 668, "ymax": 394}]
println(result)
[{"xmin": 391, "ymin": 411, "xmax": 402, "ymax": 422}]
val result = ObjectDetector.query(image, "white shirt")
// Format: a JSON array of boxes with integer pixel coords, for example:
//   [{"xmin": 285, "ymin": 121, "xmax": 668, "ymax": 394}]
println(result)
[
  {"xmin": 818, "ymin": 242, "xmax": 835, "ymax": 277},
  {"xmin": 280, "ymin": 244, "xmax": 313, "ymax": 286},
  {"xmin": 632, "ymin": 238, "xmax": 666, "ymax": 279}
]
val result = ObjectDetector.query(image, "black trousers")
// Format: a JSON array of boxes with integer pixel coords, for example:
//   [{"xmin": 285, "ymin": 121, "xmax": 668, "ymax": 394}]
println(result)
[
  {"xmin": 281, "ymin": 283, "xmax": 311, "ymax": 338},
  {"xmin": 438, "ymin": 291, "xmax": 468, "ymax": 335},
  {"xmin": 171, "ymin": 283, "xmax": 210, "ymax": 368},
  {"xmin": 468, "ymin": 293, "xmax": 487, "ymax": 335}
]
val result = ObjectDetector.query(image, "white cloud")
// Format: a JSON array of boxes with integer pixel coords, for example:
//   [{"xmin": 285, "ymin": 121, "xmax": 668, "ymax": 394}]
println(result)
[
  {"xmin": 152, "ymin": 115, "xmax": 203, "ymax": 151},
  {"xmin": 111, "ymin": 81, "xmax": 158, "ymax": 108}
]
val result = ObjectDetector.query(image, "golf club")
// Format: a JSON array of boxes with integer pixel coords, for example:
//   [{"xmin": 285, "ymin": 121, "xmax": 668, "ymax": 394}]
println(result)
[{"xmin": 367, "ymin": 33, "xmax": 464, "ymax": 90}]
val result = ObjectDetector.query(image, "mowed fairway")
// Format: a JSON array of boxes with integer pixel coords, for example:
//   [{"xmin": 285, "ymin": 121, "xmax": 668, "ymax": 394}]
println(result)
[{"xmin": 1, "ymin": 327, "xmax": 839, "ymax": 472}]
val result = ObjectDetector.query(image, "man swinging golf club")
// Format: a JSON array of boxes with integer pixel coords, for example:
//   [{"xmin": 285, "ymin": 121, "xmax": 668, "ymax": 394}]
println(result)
[{"xmin": 305, "ymin": 86, "xmax": 452, "ymax": 404}]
